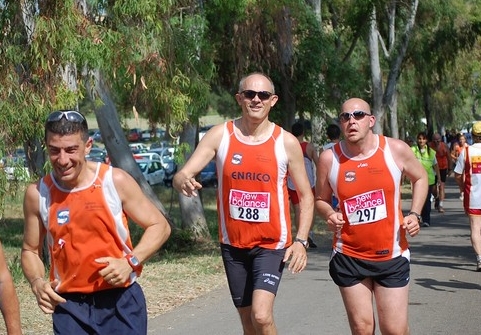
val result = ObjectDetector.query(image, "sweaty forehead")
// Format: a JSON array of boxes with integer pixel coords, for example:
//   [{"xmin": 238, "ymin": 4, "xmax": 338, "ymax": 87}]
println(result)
[
  {"xmin": 243, "ymin": 75, "xmax": 271, "ymax": 91},
  {"xmin": 342, "ymin": 99, "xmax": 369, "ymax": 112}
]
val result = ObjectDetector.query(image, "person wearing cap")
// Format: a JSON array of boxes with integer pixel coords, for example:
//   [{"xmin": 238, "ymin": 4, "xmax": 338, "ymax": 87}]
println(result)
[
  {"xmin": 454, "ymin": 121, "xmax": 481, "ymax": 271},
  {"xmin": 21, "ymin": 110, "xmax": 171, "ymax": 334}
]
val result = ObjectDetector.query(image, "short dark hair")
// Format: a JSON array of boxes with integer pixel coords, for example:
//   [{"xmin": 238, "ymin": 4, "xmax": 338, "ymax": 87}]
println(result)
[
  {"xmin": 326, "ymin": 124, "xmax": 340, "ymax": 140},
  {"xmin": 291, "ymin": 122, "xmax": 304, "ymax": 137},
  {"xmin": 45, "ymin": 111, "xmax": 89, "ymax": 142}
]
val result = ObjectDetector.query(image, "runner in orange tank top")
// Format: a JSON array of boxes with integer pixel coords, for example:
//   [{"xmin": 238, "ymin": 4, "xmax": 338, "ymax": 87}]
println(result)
[
  {"xmin": 21, "ymin": 110, "xmax": 171, "ymax": 335},
  {"xmin": 173, "ymin": 73, "xmax": 314, "ymax": 334},
  {"xmin": 315, "ymin": 98, "xmax": 428, "ymax": 335}
]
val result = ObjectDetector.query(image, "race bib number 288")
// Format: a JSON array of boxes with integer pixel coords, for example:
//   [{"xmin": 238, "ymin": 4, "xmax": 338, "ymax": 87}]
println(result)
[
  {"xmin": 229, "ymin": 189, "xmax": 270, "ymax": 223},
  {"xmin": 343, "ymin": 189, "xmax": 387, "ymax": 225}
]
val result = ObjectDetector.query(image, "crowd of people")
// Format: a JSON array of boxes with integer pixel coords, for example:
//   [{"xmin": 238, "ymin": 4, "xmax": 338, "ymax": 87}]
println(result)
[{"xmin": 0, "ymin": 72, "xmax": 478, "ymax": 334}]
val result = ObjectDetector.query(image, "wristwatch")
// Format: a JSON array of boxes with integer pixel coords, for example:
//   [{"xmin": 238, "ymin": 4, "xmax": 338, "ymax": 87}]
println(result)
[
  {"xmin": 408, "ymin": 211, "xmax": 422, "ymax": 224},
  {"xmin": 125, "ymin": 254, "xmax": 143, "ymax": 275},
  {"xmin": 294, "ymin": 237, "xmax": 309, "ymax": 249}
]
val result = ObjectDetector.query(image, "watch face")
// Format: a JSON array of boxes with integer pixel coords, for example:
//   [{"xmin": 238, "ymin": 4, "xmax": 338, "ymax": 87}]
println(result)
[{"xmin": 129, "ymin": 255, "xmax": 140, "ymax": 266}]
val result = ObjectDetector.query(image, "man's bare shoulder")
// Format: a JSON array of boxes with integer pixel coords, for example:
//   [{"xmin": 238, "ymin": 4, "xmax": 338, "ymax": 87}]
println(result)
[{"xmin": 385, "ymin": 137, "xmax": 411, "ymax": 152}]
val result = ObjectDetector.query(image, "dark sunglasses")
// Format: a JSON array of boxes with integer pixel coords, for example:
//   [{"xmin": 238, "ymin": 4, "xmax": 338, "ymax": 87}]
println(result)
[
  {"xmin": 339, "ymin": 110, "xmax": 372, "ymax": 122},
  {"xmin": 46, "ymin": 110, "xmax": 86, "ymax": 123},
  {"xmin": 240, "ymin": 90, "xmax": 273, "ymax": 101}
]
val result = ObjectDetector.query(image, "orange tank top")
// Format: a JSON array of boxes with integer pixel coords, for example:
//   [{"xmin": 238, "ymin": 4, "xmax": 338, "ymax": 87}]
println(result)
[
  {"xmin": 216, "ymin": 121, "xmax": 291, "ymax": 249},
  {"xmin": 39, "ymin": 163, "xmax": 137, "ymax": 293},
  {"xmin": 329, "ymin": 135, "xmax": 408, "ymax": 261}
]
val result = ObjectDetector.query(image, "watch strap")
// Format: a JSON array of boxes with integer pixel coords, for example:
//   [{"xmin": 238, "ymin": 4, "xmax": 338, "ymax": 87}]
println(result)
[
  {"xmin": 408, "ymin": 211, "xmax": 422, "ymax": 224},
  {"xmin": 125, "ymin": 254, "xmax": 143, "ymax": 276},
  {"xmin": 294, "ymin": 237, "xmax": 309, "ymax": 249}
]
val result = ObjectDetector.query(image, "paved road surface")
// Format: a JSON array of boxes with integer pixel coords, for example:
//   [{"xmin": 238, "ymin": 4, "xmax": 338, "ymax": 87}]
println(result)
[{"xmin": 148, "ymin": 177, "xmax": 481, "ymax": 334}]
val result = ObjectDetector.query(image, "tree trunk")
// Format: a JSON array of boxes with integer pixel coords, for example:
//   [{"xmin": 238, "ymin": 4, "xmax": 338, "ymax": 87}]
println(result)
[
  {"xmin": 85, "ymin": 69, "xmax": 174, "ymax": 227},
  {"xmin": 388, "ymin": 90, "xmax": 399, "ymax": 139},
  {"xmin": 276, "ymin": 6, "xmax": 296, "ymax": 129},
  {"xmin": 177, "ymin": 122, "xmax": 211, "ymax": 239},
  {"xmin": 368, "ymin": 7, "xmax": 384, "ymax": 135}
]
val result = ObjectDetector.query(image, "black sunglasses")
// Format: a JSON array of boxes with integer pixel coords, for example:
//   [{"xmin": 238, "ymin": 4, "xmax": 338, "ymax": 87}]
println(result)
[
  {"xmin": 46, "ymin": 110, "xmax": 86, "ymax": 123},
  {"xmin": 339, "ymin": 110, "xmax": 372, "ymax": 122},
  {"xmin": 240, "ymin": 90, "xmax": 273, "ymax": 101}
]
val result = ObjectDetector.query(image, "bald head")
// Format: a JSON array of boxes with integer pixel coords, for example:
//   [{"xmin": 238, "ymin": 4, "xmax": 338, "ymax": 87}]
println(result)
[
  {"xmin": 238, "ymin": 72, "xmax": 275, "ymax": 94},
  {"xmin": 342, "ymin": 98, "xmax": 371, "ymax": 113}
]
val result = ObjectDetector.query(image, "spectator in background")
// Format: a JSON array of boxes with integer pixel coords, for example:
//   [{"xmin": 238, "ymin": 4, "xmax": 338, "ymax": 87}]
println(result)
[
  {"xmin": 451, "ymin": 133, "xmax": 469, "ymax": 200},
  {"xmin": 454, "ymin": 121, "xmax": 481, "ymax": 271},
  {"xmin": 322, "ymin": 124, "xmax": 341, "ymax": 210},
  {"xmin": 429, "ymin": 133, "xmax": 451, "ymax": 213},
  {"xmin": 322, "ymin": 124, "xmax": 341, "ymax": 151},
  {"xmin": 287, "ymin": 122, "xmax": 319, "ymax": 248},
  {"xmin": 411, "ymin": 132, "xmax": 441, "ymax": 227}
]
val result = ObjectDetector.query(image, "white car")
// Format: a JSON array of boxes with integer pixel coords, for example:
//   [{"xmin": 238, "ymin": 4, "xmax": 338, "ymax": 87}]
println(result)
[
  {"xmin": 1, "ymin": 156, "xmax": 30, "ymax": 181},
  {"xmin": 133, "ymin": 152, "xmax": 162, "ymax": 162},
  {"xmin": 128, "ymin": 143, "xmax": 149, "ymax": 153},
  {"xmin": 135, "ymin": 158, "xmax": 165, "ymax": 185}
]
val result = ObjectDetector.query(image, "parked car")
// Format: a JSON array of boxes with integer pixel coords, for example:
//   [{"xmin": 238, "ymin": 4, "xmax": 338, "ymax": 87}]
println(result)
[
  {"xmin": 127, "ymin": 128, "xmax": 143, "ymax": 142},
  {"xmin": 90, "ymin": 129, "xmax": 103, "ymax": 142},
  {"xmin": 135, "ymin": 158, "xmax": 165, "ymax": 186},
  {"xmin": 85, "ymin": 147, "xmax": 108, "ymax": 163},
  {"xmin": 1, "ymin": 154, "xmax": 29, "ymax": 181},
  {"xmin": 149, "ymin": 147, "xmax": 177, "ymax": 187},
  {"xmin": 149, "ymin": 140, "xmax": 171, "ymax": 150},
  {"xmin": 133, "ymin": 152, "xmax": 162, "ymax": 162},
  {"xmin": 128, "ymin": 142, "xmax": 149, "ymax": 154},
  {"xmin": 200, "ymin": 160, "xmax": 218, "ymax": 188},
  {"xmin": 141, "ymin": 129, "xmax": 165, "ymax": 141}
]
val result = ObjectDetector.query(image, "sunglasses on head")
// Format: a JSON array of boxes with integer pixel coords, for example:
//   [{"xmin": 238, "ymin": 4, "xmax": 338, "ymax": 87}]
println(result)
[
  {"xmin": 339, "ymin": 110, "xmax": 371, "ymax": 122},
  {"xmin": 46, "ymin": 110, "xmax": 86, "ymax": 123},
  {"xmin": 240, "ymin": 90, "xmax": 273, "ymax": 101}
]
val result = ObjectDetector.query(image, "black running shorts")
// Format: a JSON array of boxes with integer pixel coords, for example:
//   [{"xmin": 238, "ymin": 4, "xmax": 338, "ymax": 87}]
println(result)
[
  {"xmin": 329, "ymin": 251, "xmax": 410, "ymax": 288},
  {"xmin": 221, "ymin": 243, "xmax": 286, "ymax": 308}
]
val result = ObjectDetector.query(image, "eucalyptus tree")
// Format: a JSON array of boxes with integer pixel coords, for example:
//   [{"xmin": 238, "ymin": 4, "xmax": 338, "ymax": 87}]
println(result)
[
  {"xmin": 0, "ymin": 0, "xmax": 215, "ymax": 233},
  {"xmin": 204, "ymin": 0, "xmax": 330, "ymax": 130},
  {"xmin": 403, "ymin": 0, "xmax": 481, "ymax": 137}
]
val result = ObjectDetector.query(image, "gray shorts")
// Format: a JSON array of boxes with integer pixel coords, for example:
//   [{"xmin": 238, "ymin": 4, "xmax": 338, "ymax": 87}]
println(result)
[{"xmin": 220, "ymin": 243, "xmax": 286, "ymax": 308}]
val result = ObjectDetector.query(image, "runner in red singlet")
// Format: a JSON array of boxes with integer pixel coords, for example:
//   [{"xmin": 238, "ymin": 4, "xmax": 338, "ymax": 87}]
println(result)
[
  {"xmin": 173, "ymin": 73, "xmax": 314, "ymax": 334},
  {"xmin": 315, "ymin": 98, "xmax": 428, "ymax": 335}
]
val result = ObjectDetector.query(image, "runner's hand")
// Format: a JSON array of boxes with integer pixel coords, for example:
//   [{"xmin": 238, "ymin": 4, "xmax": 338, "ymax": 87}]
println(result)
[
  {"xmin": 31, "ymin": 279, "xmax": 66, "ymax": 314},
  {"xmin": 326, "ymin": 212, "xmax": 345, "ymax": 232},
  {"xmin": 284, "ymin": 242, "xmax": 307, "ymax": 274}
]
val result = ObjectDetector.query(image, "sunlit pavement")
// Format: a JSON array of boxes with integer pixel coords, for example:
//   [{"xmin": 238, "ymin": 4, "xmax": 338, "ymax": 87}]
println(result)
[{"xmin": 148, "ymin": 176, "xmax": 480, "ymax": 335}]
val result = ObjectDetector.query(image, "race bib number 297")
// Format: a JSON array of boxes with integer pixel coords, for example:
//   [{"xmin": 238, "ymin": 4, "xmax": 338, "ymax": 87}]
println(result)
[
  {"xmin": 229, "ymin": 189, "xmax": 270, "ymax": 223},
  {"xmin": 343, "ymin": 189, "xmax": 387, "ymax": 225}
]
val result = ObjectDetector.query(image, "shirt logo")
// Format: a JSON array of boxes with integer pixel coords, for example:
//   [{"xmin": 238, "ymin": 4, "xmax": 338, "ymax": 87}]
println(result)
[
  {"xmin": 344, "ymin": 171, "xmax": 356, "ymax": 182},
  {"xmin": 57, "ymin": 209, "xmax": 70, "ymax": 225},
  {"xmin": 232, "ymin": 153, "xmax": 242, "ymax": 165}
]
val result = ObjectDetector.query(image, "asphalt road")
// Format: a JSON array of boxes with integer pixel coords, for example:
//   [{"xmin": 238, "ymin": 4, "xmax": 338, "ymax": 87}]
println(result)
[{"xmin": 148, "ymin": 177, "xmax": 481, "ymax": 334}]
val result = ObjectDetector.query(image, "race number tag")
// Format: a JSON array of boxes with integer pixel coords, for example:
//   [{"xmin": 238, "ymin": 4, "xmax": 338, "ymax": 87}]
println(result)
[
  {"xmin": 229, "ymin": 189, "xmax": 270, "ymax": 223},
  {"xmin": 343, "ymin": 189, "xmax": 387, "ymax": 225},
  {"xmin": 472, "ymin": 155, "xmax": 481, "ymax": 174}
]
